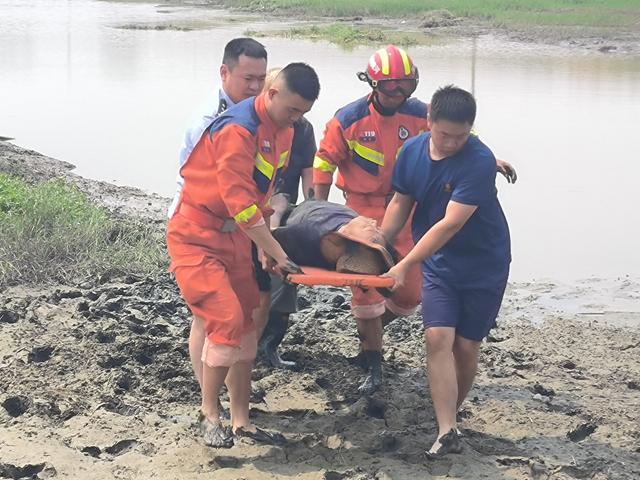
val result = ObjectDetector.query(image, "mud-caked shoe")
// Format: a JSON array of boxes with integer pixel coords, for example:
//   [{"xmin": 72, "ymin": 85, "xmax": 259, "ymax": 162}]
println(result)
[
  {"xmin": 425, "ymin": 428, "xmax": 463, "ymax": 460},
  {"xmin": 198, "ymin": 412, "xmax": 233, "ymax": 448},
  {"xmin": 358, "ymin": 368, "xmax": 382, "ymax": 396}
]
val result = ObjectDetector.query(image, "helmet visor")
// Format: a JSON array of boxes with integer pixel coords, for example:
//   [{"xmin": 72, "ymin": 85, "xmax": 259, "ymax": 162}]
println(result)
[{"xmin": 376, "ymin": 78, "xmax": 417, "ymax": 97}]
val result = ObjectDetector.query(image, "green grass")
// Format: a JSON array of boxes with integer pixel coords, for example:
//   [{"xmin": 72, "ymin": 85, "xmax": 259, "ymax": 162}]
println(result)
[
  {"xmin": 245, "ymin": 24, "xmax": 418, "ymax": 47},
  {"xmin": 0, "ymin": 175, "xmax": 168, "ymax": 287},
  {"xmin": 212, "ymin": 0, "xmax": 640, "ymax": 28}
]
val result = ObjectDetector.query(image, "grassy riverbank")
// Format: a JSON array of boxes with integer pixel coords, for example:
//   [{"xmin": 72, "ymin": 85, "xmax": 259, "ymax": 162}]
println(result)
[
  {"xmin": 0, "ymin": 175, "xmax": 167, "ymax": 287},
  {"xmin": 214, "ymin": 0, "xmax": 640, "ymax": 28},
  {"xmin": 244, "ymin": 24, "xmax": 419, "ymax": 47}
]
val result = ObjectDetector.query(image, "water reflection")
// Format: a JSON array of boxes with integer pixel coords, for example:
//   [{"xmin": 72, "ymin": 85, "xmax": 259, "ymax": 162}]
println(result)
[{"xmin": 1, "ymin": 0, "xmax": 639, "ymax": 282}]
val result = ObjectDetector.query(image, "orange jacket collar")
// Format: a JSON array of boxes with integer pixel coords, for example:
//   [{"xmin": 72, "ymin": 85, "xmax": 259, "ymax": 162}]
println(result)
[{"xmin": 254, "ymin": 92, "xmax": 281, "ymax": 135}]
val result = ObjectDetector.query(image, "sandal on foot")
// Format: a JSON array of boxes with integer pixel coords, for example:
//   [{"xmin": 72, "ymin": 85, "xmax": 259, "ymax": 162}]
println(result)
[
  {"xmin": 198, "ymin": 413, "xmax": 233, "ymax": 448},
  {"xmin": 425, "ymin": 428, "xmax": 463, "ymax": 460},
  {"xmin": 234, "ymin": 427, "xmax": 286, "ymax": 446}
]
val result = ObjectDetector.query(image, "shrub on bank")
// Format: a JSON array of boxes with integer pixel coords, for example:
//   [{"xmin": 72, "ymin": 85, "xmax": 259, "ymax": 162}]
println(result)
[{"xmin": 0, "ymin": 174, "xmax": 168, "ymax": 287}]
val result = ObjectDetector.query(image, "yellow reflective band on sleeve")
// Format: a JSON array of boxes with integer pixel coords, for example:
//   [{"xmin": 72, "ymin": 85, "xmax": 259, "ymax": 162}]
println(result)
[
  {"xmin": 377, "ymin": 48, "xmax": 389, "ymax": 75},
  {"xmin": 254, "ymin": 152, "xmax": 275, "ymax": 179},
  {"xmin": 471, "ymin": 131, "xmax": 479, "ymax": 137},
  {"xmin": 313, "ymin": 156, "xmax": 337, "ymax": 173},
  {"xmin": 419, "ymin": 129, "xmax": 425, "ymax": 135},
  {"xmin": 396, "ymin": 146, "xmax": 403, "ymax": 159},
  {"xmin": 265, "ymin": 198, "xmax": 271, "ymax": 208},
  {"xmin": 278, "ymin": 151, "xmax": 289, "ymax": 168},
  {"xmin": 398, "ymin": 48, "xmax": 411, "ymax": 75},
  {"xmin": 234, "ymin": 204, "xmax": 258, "ymax": 223},
  {"xmin": 346, "ymin": 140, "xmax": 385, "ymax": 166}
]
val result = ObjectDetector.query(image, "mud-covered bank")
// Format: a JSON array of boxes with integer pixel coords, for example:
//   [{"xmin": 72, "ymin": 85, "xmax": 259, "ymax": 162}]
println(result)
[{"xmin": 1, "ymin": 143, "xmax": 640, "ymax": 480}]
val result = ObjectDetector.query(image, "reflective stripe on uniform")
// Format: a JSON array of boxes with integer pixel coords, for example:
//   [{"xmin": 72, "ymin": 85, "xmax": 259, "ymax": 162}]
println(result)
[
  {"xmin": 254, "ymin": 152, "xmax": 275, "ymax": 179},
  {"xmin": 346, "ymin": 140, "xmax": 385, "ymax": 166},
  {"xmin": 234, "ymin": 204, "xmax": 258, "ymax": 223},
  {"xmin": 313, "ymin": 156, "xmax": 337, "ymax": 173}
]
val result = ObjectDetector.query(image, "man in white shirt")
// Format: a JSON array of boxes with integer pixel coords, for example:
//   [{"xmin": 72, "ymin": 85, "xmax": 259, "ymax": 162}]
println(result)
[{"xmin": 168, "ymin": 37, "xmax": 268, "ymax": 217}]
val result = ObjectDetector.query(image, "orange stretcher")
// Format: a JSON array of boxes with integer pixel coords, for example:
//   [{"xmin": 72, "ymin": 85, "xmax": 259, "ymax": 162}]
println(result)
[{"xmin": 284, "ymin": 266, "xmax": 395, "ymax": 288}]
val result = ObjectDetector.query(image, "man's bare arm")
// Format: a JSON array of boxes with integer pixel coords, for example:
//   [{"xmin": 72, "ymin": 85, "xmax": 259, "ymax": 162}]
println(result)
[
  {"xmin": 381, "ymin": 193, "xmax": 414, "ymax": 243},
  {"xmin": 244, "ymin": 223, "xmax": 301, "ymax": 274},
  {"xmin": 301, "ymin": 167, "xmax": 314, "ymax": 200},
  {"xmin": 313, "ymin": 183, "xmax": 331, "ymax": 201},
  {"xmin": 383, "ymin": 201, "xmax": 477, "ymax": 290}
]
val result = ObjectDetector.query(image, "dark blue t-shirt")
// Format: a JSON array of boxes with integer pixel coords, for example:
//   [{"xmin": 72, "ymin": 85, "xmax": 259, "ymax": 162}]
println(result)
[
  {"xmin": 391, "ymin": 132, "xmax": 511, "ymax": 284},
  {"xmin": 278, "ymin": 117, "xmax": 316, "ymax": 204}
]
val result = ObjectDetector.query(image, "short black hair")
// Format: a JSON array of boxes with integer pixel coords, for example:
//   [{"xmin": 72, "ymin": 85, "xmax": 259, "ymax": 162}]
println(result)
[
  {"xmin": 430, "ymin": 85, "xmax": 476, "ymax": 125},
  {"xmin": 222, "ymin": 38, "xmax": 267, "ymax": 70},
  {"xmin": 278, "ymin": 63, "xmax": 321, "ymax": 101}
]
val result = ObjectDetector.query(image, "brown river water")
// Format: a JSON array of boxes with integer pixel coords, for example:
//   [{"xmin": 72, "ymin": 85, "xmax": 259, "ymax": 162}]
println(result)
[{"xmin": 1, "ymin": 0, "xmax": 640, "ymax": 284}]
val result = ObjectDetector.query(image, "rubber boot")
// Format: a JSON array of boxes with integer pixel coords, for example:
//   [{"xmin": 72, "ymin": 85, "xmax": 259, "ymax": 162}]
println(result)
[
  {"xmin": 260, "ymin": 312, "xmax": 297, "ymax": 370},
  {"xmin": 358, "ymin": 350, "xmax": 382, "ymax": 396}
]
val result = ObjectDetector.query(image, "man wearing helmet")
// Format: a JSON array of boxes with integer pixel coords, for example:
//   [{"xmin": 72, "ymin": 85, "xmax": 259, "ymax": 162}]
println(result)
[{"xmin": 313, "ymin": 45, "xmax": 516, "ymax": 396}]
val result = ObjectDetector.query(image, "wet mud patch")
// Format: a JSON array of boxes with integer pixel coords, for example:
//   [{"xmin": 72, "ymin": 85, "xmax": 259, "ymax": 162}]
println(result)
[
  {"xmin": 0, "ymin": 462, "xmax": 55, "ymax": 479},
  {"xmin": 0, "ymin": 255, "xmax": 638, "ymax": 479}
]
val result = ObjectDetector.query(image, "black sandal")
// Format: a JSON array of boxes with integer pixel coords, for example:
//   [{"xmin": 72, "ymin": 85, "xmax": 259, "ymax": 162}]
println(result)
[
  {"xmin": 425, "ymin": 428, "xmax": 463, "ymax": 460},
  {"xmin": 234, "ymin": 427, "xmax": 286, "ymax": 446}
]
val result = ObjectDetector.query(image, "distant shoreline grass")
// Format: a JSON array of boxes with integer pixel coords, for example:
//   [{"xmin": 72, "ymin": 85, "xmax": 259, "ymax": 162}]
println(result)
[
  {"xmin": 244, "ymin": 24, "xmax": 419, "ymax": 47},
  {"xmin": 0, "ymin": 175, "xmax": 168, "ymax": 287},
  {"xmin": 210, "ymin": 0, "xmax": 640, "ymax": 29}
]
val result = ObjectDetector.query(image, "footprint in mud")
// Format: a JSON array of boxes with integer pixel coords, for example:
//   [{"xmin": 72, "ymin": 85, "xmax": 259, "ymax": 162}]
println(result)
[
  {"xmin": 0, "ymin": 462, "xmax": 54, "ymax": 479},
  {"xmin": 104, "ymin": 439, "xmax": 139, "ymax": 456},
  {"xmin": 98, "ymin": 356, "xmax": 127, "ymax": 369},
  {"xmin": 567, "ymin": 423, "xmax": 597, "ymax": 442},
  {"xmin": 2, "ymin": 395, "xmax": 31, "ymax": 417},
  {"xmin": 210, "ymin": 456, "xmax": 245, "ymax": 469},
  {"xmin": 0, "ymin": 309, "xmax": 19, "ymax": 324},
  {"xmin": 27, "ymin": 345, "xmax": 55, "ymax": 363}
]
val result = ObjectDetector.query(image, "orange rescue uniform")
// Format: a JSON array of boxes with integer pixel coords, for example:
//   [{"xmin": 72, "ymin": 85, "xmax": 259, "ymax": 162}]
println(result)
[
  {"xmin": 314, "ymin": 94, "xmax": 429, "ymax": 318},
  {"xmin": 167, "ymin": 94, "xmax": 293, "ymax": 347}
]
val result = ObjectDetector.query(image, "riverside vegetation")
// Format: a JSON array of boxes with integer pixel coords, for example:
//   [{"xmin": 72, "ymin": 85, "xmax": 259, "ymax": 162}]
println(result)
[
  {"xmin": 0, "ymin": 174, "xmax": 167, "ymax": 287},
  {"xmin": 212, "ymin": 0, "xmax": 640, "ymax": 28}
]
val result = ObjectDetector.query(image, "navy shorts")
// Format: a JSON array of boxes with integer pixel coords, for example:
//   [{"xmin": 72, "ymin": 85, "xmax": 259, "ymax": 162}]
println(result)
[
  {"xmin": 251, "ymin": 243, "xmax": 271, "ymax": 292},
  {"xmin": 421, "ymin": 268, "xmax": 508, "ymax": 342}
]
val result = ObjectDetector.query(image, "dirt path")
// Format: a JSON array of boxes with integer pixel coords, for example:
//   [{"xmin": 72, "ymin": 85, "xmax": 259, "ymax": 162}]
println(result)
[{"xmin": 1, "ymin": 143, "xmax": 639, "ymax": 479}]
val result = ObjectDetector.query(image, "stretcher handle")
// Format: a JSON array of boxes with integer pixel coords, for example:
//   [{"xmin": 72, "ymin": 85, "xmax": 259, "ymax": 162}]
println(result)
[{"xmin": 276, "ymin": 266, "xmax": 395, "ymax": 288}]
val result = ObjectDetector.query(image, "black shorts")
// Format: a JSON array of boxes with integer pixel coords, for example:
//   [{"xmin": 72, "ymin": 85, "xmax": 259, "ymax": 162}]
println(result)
[{"xmin": 251, "ymin": 242, "xmax": 272, "ymax": 292}]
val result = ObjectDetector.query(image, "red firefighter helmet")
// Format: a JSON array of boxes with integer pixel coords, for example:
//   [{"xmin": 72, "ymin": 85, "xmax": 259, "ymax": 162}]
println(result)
[{"xmin": 358, "ymin": 45, "xmax": 419, "ymax": 98}]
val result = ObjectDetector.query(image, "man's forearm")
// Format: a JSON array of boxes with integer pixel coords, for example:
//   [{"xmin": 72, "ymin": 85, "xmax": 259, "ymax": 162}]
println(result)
[
  {"xmin": 400, "ymin": 219, "xmax": 462, "ymax": 269},
  {"xmin": 301, "ymin": 168, "xmax": 313, "ymax": 200},
  {"xmin": 313, "ymin": 183, "xmax": 331, "ymax": 201},
  {"xmin": 381, "ymin": 194, "xmax": 413, "ymax": 243},
  {"xmin": 244, "ymin": 223, "xmax": 287, "ymax": 263}
]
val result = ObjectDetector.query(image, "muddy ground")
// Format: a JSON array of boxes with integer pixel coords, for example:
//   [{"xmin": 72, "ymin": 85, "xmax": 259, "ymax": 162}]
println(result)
[{"xmin": 1, "ymin": 142, "xmax": 640, "ymax": 479}]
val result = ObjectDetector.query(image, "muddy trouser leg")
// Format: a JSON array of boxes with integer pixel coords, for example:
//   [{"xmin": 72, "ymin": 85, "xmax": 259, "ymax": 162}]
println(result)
[
  {"xmin": 259, "ymin": 275, "xmax": 298, "ymax": 370},
  {"xmin": 260, "ymin": 311, "xmax": 297, "ymax": 370}
]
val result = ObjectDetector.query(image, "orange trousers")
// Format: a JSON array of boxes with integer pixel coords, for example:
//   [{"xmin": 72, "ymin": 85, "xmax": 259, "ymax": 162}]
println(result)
[
  {"xmin": 166, "ymin": 212, "xmax": 259, "ymax": 347},
  {"xmin": 345, "ymin": 197, "xmax": 422, "ymax": 319}
]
